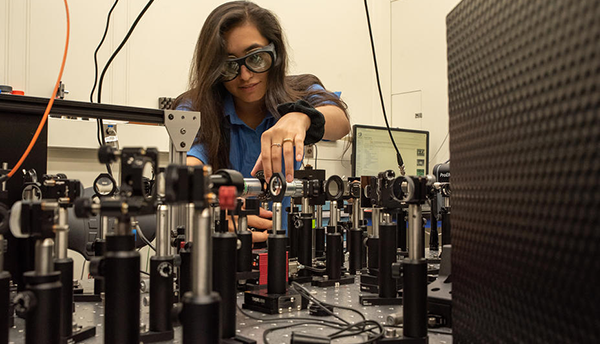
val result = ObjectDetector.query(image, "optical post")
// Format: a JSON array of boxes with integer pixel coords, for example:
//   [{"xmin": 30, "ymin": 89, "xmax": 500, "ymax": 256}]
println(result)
[
  {"xmin": 10, "ymin": 200, "xmax": 62, "ymax": 344},
  {"xmin": 243, "ymin": 173, "xmax": 303, "ymax": 314},
  {"xmin": 378, "ymin": 175, "xmax": 432, "ymax": 343},
  {"xmin": 74, "ymin": 146, "xmax": 159, "ymax": 344},
  {"xmin": 290, "ymin": 166, "xmax": 327, "ymax": 283},
  {"xmin": 43, "ymin": 176, "xmax": 97, "ymax": 343},
  {"xmin": 311, "ymin": 175, "xmax": 354, "ymax": 288},
  {"xmin": 360, "ymin": 170, "xmax": 405, "ymax": 306}
]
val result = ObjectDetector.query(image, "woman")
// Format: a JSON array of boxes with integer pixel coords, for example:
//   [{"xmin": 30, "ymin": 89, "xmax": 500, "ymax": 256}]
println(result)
[{"xmin": 175, "ymin": 1, "xmax": 350, "ymax": 242}]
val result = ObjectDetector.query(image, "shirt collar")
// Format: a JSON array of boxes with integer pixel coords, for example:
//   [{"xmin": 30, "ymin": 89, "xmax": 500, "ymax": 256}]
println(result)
[{"xmin": 223, "ymin": 92, "xmax": 274, "ymax": 126}]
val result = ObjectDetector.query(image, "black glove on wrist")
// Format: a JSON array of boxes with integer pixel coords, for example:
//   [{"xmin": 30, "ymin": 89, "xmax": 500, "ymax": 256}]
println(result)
[{"xmin": 277, "ymin": 99, "xmax": 325, "ymax": 145}]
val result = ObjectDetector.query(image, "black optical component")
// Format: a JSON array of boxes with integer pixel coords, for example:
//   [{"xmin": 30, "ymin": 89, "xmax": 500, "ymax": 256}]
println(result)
[
  {"xmin": 93, "ymin": 173, "xmax": 117, "ymax": 197},
  {"xmin": 221, "ymin": 42, "xmax": 276, "ymax": 81},
  {"xmin": 324, "ymin": 175, "xmax": 344, "ymax": 201}
]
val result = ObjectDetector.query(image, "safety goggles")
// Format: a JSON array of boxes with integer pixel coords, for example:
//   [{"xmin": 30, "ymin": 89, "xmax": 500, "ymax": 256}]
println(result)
[{"xmin": 221, "ymin": 43, "xmax": 276, "ymax": 82}]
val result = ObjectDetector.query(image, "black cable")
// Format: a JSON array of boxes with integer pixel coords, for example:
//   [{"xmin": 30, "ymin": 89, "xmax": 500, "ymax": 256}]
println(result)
[
  {"xmin": 90, "ymin": 0, "xmax": 119, "ymax": 176},
  {"xmin": 96, "ymin": 0, "xmax": 155, "ymax": 105},
  {"xmin": 135, "ymin": 224, "xmax": 156, "ymax": 252},
  {"xmin": 236, "ymin": 303, "xmax": 344, "ymax": 328},
  {"xmin": 302, "ymin": 265, "xmax": 325, "ymax": 273},
  {"xmin": 263, "ymin": 322, "xmax": 345, "ymax": 344},
  {"xmin": 329, "ymin": 320, "xmax": 384, "ymax": 342},
  {"xmin": 90, "ymin": 0, "xmax": 119, "ymax": 104},
  {"xmin": 231, "ymin": 213, "xmax": 238, "ymax": 234},
  {"xmin": 363, "ymin": 0, "xmax": 405, "ymax": 176}
]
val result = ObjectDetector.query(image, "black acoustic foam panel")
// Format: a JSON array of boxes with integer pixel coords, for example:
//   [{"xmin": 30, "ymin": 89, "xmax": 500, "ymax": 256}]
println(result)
[{"xmin": 447, "ymin": 0, "xmax": 600, "ymax": 343}]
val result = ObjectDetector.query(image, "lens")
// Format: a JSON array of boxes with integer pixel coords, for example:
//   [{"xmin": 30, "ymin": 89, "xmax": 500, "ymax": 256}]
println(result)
[
  {"xmin": 270, "ymin": 178, "xmax": 282, "ymax": 197},
  {"xmin": 95, "ymin": 176, "xmax": 114, "ymax": 196},
  {"xmin": 222, "ymin": 61, "xmax": 240, "ymax": 81},
  {"xmin": 245, "ymin": 52, "xmax": 272, "ymax": 73}
]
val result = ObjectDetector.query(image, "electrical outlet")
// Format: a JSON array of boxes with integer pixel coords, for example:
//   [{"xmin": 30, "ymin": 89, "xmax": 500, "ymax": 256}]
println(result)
[
  {"xmin": 102, "ymin": 123, "xmax": 119, "ymax": 148},
  {"xmin": 305, "ymin": 145, "xmax": 315, "ymax": 159}
]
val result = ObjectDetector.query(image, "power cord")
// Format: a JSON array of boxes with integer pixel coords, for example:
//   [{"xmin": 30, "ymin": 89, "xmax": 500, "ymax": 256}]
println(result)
[
  {"xmin": 89, "ymin": 0, "xmax": 119, "ymax": 176},
  {"xmin": 134, "ymin": 223, "xmax": 156, "ymax": 252},
  {"xmin": 363, "ymin": 0, "xmax": 405, "ymax": 176},
  {"xmin": 94, "ymin": 0, "xmax": 155, "ymax": 176},
  {"xmin": 90, "ymin": 0, "xmax": 119, "ymax": 106},
  {"xmin": 96, "ymin": 0, "xmax": 155, "ymax": 105}
]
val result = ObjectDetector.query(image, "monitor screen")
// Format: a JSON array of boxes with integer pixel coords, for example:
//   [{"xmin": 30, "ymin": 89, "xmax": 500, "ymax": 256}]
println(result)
[{"xmin": 352, "ymin": 125, "xmax": 429, "ymax": 177}]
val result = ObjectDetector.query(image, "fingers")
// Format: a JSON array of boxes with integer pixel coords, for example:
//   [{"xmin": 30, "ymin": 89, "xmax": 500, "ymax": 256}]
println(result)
[
  {"xmin": 283, "ymin": 139, "xmax": 294, "ymax": 182},
  {"xmin": 251, "ymin": 154, "xmax": 263, "ymax": 177},
  {"xmin": 259, "ymin": 207, "xmax": 273, "ymax": 218},
  {"xmin": 261, "ymin": 134, "xmax": 273, "ymax": 181},
  {"xmin": 252, "ymin": 231, "xmax": 268, "ymax": 243},
  {"xmin": 294, "ymin": 132, "xmax": 305, "ymax": 162},
  {"xmin": 271, "ymin": 140, "xmax": 283, "ymax": 179},
  {"xmin": 247, "ymin": 215, "xmax": 272, "ymax": 230}
]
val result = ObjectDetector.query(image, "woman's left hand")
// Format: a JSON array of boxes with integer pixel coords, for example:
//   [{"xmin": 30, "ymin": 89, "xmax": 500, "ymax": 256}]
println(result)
[{"xmin": 251, "ymin": 112, "xmax": 310, "ymax": 182}]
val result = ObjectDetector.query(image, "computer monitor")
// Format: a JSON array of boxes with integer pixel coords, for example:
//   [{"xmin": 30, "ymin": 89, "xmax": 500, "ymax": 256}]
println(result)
[{"xmin": 352, "ymin": 124, "xmax": 429, "ymax": 177}]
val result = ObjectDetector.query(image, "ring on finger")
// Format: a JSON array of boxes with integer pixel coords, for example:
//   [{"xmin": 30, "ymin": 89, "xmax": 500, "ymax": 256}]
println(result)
[
  {"xmin": 282, "ymin": 138, "xmax": 294, "ymax": 144},
  {"xmin": 271, "ymin": 142, "xmax": 282, "ymax": 147}
]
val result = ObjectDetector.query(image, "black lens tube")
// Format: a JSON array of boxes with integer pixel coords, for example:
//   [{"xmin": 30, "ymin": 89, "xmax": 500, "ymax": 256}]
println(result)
[
  {"xmin": 325, "ymin": 230, "xmax": 342, "ymax": 280},
  {"xmin": 267, "ymin": 232, "xmax": 287, "ymax": 295},
  {"xmin": 93, "ymin": 238, "xmax": 105, "ymax": 295},
  {"xmin": 378, "ymin": 223, "xmax": 397, "ymax": 298},
  {"xmin": 315, "ymin": 227, "xmax": 325, "ymax": 258},
  {"xmin": 298, "ymin": 214, "xmax": 313, "ymax": 276},
  {"xmin": 54, "ymin": 257, "xmax": 73, "ymax": 338},
  {"xmin": 149, "ymin": 256, "xmax": 174, "ymax": 333},
  {"xmin": 403, "ymin": 203, "xmax": 427, "ymax": 339},
  {"xmin": 314, "ymin": 205, "xmax": 323, "ymax": 259},
  {"xmin": 104, "ymin": 234, "xmax": 140, "ymax": 344},
  {"xmin": 21, "ymin": 239, "xmax": 61, "ymax": 344},
  {"xmin": 237, "ymin": 230, "xmax": 253, "ymax": 273},
  {"xmin": 212, "ymin": 232, "xmax": 237, "ymax": 339},
  {"xmin": 349, "ymin": 228, "xmax": 362, "ymax": 274},
  {"xmin": 0, "ymin": 269, "xmax": 8, "ymax": 344},
  {"xmin": 367, "ymin": 237, "xmax": 379, "ymax": 270},
  {"xmin": 22, "ymin": 271, "xmax": 62, "ymax": 344},
  {"xmin": 179, "ymin": 248, "xmax": 192, "ymax": 296},
  {"xmin": 402, "ymin": 260, "xmax": 427, "ymax": 338},
  {"xmin": 397, "ymin": 210, "xmax": 407, "ymax": 251}
]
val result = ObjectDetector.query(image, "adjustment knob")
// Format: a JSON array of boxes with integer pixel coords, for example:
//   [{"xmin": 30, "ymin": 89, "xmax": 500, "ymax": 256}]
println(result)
[
  {"xmin": 74, "ymin": 198, "xmax": 93, "ymax": 218},
  {"xmin": 219, "ymin": 186, "xmax": 237, "ymax": 210},
  {"xmin": 97, "ymin": 145, "xmax": 117, "ymax": 164}
]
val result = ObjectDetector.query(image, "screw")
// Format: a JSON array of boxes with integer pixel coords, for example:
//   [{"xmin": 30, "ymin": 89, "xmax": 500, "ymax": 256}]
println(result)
[
  {"xmin": 168, "ymin": 114, "xmax": 174, "ymax": 120},
  {"xmin": 180, "ymin": 128, "xmax": 186, "ymax": 135},
  {"xmin": 180, "ymin": 142, "xmax": 186, "ymax": 148}
]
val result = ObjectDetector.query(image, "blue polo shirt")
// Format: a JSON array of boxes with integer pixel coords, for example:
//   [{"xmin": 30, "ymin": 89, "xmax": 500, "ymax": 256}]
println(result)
[
  {"xmin": 179, "ymin": 93, "xmax": 302, "ymax": 231},
  {"xmin": 185, "ymin": 92, "xmax": 302, "ymax": 178}
]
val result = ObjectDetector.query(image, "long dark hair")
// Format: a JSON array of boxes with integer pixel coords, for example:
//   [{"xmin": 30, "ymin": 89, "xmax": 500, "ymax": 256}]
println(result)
[{"xmin": 174, "ymin": 1, "xmax": 348, "ymax": 170}]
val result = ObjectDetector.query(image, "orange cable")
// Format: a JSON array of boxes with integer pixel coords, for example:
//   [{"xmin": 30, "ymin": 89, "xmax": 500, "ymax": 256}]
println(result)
[{"xmin": 6, "ymin": 0, "xmax": 70, "ymax": 179}]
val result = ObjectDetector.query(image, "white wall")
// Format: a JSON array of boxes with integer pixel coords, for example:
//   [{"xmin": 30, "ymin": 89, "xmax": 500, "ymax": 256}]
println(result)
[
  {"xmin": 390, "ymin": 0, "xmax": 462, "ymax": 167},
  {"xmin": 1, "ymin": 0, "xmax": 394, "ymax": 181}
]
